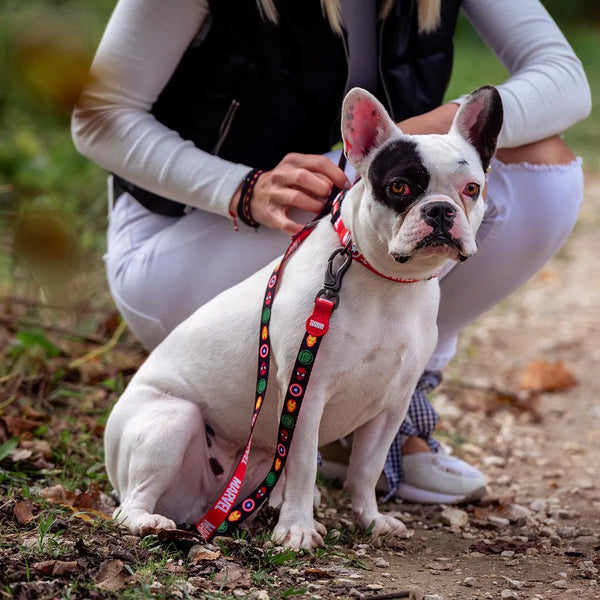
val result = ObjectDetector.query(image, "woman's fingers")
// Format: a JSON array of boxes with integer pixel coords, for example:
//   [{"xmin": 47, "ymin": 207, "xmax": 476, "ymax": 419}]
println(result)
[
  {"xmin": 248, "ymin": 153, "xmax": 350, "ymax": 233},
  {"xmin": 284, "ymin": 153, "xmax": 350, "ymax": 193}
]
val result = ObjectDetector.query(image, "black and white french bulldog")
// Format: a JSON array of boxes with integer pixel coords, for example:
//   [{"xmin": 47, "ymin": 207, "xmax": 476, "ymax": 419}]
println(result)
[{"xmin": 104, "ymin": 86, "xmax": 503, "ymax": 549}]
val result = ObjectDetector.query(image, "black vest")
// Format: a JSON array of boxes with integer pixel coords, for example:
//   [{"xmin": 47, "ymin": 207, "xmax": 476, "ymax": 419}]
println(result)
[{"xmin": 115, "ymin": 0, "xmax": 462, "ymax": 216}]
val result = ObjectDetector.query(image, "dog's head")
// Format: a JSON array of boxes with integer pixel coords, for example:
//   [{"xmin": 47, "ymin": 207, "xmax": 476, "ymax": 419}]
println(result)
[{"xmin": 341, "ymin": 86, "xmax": 503, "ymax": 276}]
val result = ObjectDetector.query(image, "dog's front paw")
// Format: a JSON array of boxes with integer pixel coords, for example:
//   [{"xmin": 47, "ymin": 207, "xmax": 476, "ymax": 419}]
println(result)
[
  {"xmin": 358, "ymin": 513, "xmax": 407, "ymax": 538},
  {"xmin": 271, "ymin": 519, "xmax": 327, "ymax": 550},
  {"xmin": 114, "ymin": 508, "xmax": 177, "ymax": 536}
]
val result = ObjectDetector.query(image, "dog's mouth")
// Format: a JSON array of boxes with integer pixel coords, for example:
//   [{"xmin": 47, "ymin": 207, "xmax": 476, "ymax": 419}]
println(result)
[{"xmin": 394, "ymin": 233, "xmax": 469, "ymax": 263}]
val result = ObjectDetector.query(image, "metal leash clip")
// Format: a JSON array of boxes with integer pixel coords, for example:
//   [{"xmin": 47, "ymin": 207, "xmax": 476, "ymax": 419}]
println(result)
[{"xmin": 316, "ymin": 240, "xmax": 353, "ymax": 308}]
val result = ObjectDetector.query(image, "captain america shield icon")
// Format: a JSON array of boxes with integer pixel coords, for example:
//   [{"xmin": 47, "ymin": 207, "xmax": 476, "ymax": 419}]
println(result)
[
  {"xmin": 289, "ymin": 383, "xmax": 302, "ymax": 398},
  {"xmin": 260, "ymin": 344, "xmax": 269, "ymax": 358},
  {"xmin": 277, "ymin": 443, "xmax": 286, "ymax": 457},
  {"xmin": 242, "ymin": 499, "xmax": 255, "ymax": 512}
]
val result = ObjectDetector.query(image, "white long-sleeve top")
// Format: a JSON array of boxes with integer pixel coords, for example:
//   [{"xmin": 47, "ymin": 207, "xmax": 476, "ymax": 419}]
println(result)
[{"xmin": 72, "ymin": 0, "xmax": 591, "ymax": 218}]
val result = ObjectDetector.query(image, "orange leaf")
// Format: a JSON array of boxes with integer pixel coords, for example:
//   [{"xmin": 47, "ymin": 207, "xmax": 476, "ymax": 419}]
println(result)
[
  {"xmin": 13, "ymin": 500, "xmax": 36, "ymax": 525},
  {"xmin": 519, "ymin": 358, "xmax": 577, "ymax": 392}
]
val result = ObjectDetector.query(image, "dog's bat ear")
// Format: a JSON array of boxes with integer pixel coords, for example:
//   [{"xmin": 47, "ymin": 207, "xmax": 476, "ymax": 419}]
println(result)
[
  {"xmin": 450, "ymin": 85, "xmax": 504, "ymax": 172},
  {"xmin": 341, "ymin": 87, "xmax": 399, "ymax": 173}
]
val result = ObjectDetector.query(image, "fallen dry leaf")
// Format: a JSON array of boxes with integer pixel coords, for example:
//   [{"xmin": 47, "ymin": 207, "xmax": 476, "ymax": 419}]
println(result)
[
  {"xmin": 0, "ymin": 415, "xmax": 46, "ymax": 436},
  {"xmin": 73, "ymin": 482, "xmax": 101, "ymax": 510},
  {"xmin": 20, "ymin": 439, "xmax": 52, "ymax": 459},
  {"xmin": 32, "ymin": 560, "xmax": 79, "ymax": 577},
  {"xmin": 213, "ymin": 565, "xmax": 252, "ymax": 589},
  {"xmin": 191, "ymin": 549, "xmax": 221, "ymax": 563},
  {"xmin": 32, "ymin": 560, "xmax": 57, "ymax": 576},
  {"xmin": 41, "ymin": 483, "xmax": 112, "ymax": 521},
  {"xmin": 94, "ymin": 559, "xmax": 128, "ymax": 592},
  {"xmin": 52, "ymin": 560, "xmax": 79, "ymax": 576},
  {"xmin": 13, "ymin": 500, "xmax": 36, "ymax": 524},
  {"xmin": 519, "ymin": 358, "xmax": 577, "ymax": 392},
  {"xmin": 41, "ymin": 484, "xmax": 74, "ymax": 504}
]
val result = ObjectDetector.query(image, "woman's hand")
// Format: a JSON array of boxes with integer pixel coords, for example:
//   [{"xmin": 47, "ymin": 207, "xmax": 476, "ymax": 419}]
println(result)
[
  {"xmin": 230, "ymin": 153, "xmax": 350, "ymax": 235},
  {"xmin": 398, "ymin": 102, "xmax": 459, "ymax": 135}
]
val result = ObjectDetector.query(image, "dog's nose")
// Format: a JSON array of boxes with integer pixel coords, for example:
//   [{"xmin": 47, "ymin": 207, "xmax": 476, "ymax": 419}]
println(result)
[{"xmin": 421, "ymin": 201, "xmax": 456, "ymax": 231}]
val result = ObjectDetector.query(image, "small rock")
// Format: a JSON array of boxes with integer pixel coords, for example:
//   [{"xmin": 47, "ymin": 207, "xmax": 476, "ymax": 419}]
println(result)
[
  {"xmin": 505, "ymin": 504, "xmax": 531, "ymax": 523},
  {"xmin": 348, "ymin": 589, "xmax": 363, "ymax": 599},
  {"xmin": 577, "ymin": 560, "xmax": 599, "ymax": 579},
  {"xmin": 572, "ymin": 535, "xmax": 596, "ymax": 549},
  {"xmin": 500, "ymin": 590, "xmax": 519, "ymax": 600},
  {"xmin": 556, "ymin": 509, "xmax": 578, "ymax": 520},
  {"xmin": 247, "ymin": 591, "xmax": 270, "ymax": 600},
  {"xmin": 549, "ymin": 535, "xmax": 562, "ymax": 547},
  {"xmin": 501, "ymin": 551, "xmax": 515, "ymax": 558},
  {"xmin": 461, "ymin": 443, "xmax": 482, "ymax": 455},
  {"xmin": 504, "ymin": 578, "xmax": 524, "ymax": 590},
  {"xmin": 578, "ymin": 479, "xmax": 595, "ymax": 490},
  {"xmin": 365, "ymin": 584, "xmax": 384, "ymax": 591},
  {"xmin": 150, "ymin": 582, "xmax": 163, "ymax": 593},
  {"xmin": 488, "ymin": 515, "xmax": 510, "ymax": 527},
  {"xmin": 557, "ymin": 526, "xmax": 577, "ymax": 539},
  {"xmin": 440, "ymin": 507, "xmax": 469, "ymax": 529},
  {"xmin": 482, "ymin": 455, "xmax": 506, "ymax": 467},
  {"xmin": 372, "ymin": 557, "xmax": 390, "ymax": 568},
  {"xmin": 529, "ymin": 498, "xmax": 548, "ymax": 513},
  {"xmin": 551, "ymin": 580, "xmax": 569, "ymax": 589},
  {"xmin": 462, "ymin": 577, "xmax": 477, "ymax": 587},
  {"xmin": 423, "ymin": 595, "xmax": 444, "ymax": 600},
  {"xmin": 539, "ymin": 526, "xmax": 555, "ymax": 538},
  {"xmin": 334, "ymin": 579, "xmax": 357, "ymax": 588}
]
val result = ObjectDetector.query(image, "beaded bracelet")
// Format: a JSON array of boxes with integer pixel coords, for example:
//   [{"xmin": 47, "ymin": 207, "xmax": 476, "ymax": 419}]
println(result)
[{"xmin": 236, "ymin": 168, "xmax": 264, "ymax": 229}]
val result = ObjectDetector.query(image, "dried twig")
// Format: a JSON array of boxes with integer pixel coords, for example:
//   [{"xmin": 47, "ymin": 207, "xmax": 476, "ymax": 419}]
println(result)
[{"xmin": 68, "ymin": 319, "xmax": 128, "ymax": 369}]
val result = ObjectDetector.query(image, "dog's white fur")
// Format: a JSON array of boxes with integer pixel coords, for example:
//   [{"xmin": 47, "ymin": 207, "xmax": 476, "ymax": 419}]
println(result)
[{"xmin": 104, "ymin": 87, "xmax": 501, "ymax": 549}]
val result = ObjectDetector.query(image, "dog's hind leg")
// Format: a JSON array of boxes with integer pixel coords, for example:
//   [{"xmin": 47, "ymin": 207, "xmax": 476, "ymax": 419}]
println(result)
[{"xmin": 105, "ymin": 390, "xmax": 221, "ymax": 536}]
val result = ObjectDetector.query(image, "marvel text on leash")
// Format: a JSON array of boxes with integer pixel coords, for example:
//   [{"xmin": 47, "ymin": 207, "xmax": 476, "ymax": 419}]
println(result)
[{"xmin": 104, "ymin": 86, "xmax": 503, "ymax": 549}]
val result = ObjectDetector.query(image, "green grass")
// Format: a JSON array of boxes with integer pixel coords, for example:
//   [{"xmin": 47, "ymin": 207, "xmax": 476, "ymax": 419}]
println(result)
[{"xmin": 446, "ymin": 14, "xmax": 600, "ymax": 170}]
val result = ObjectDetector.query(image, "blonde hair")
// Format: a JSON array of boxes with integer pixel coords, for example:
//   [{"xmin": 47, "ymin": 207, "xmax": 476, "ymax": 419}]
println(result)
[{"xmin": 257, "ymin": 0, "xmax": 441, "ymax": 35}]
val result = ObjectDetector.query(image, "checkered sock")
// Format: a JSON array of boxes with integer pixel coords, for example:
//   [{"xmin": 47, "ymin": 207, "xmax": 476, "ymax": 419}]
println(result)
[{"xmin": 382, "ymin": 370, "xmax": 442, "ymax": 500}]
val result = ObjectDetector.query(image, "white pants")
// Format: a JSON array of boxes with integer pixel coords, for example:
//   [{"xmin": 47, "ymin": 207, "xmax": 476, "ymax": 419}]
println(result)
[{"xmin": 106, "ymin": 156, "xmax": 584, "ymax": 369}]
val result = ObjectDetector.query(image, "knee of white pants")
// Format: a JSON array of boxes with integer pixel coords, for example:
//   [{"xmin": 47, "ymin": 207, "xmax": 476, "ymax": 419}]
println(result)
[
  {"xmin": 427, "ymin": 156, "xmax": 584, "ymax": 372},
  {"xmin": 105, "ymin": 192, "xmax": 294, "ymax": 349}
]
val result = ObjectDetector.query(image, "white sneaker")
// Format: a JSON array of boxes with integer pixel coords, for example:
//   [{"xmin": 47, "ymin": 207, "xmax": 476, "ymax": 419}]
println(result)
[
  {"xmin": 319, "ymin": 442, "xmax": 487, "ymax": 505},
  {"xmin": 394, "ymin": 451, "xmax": 487, "ymax": 504}
]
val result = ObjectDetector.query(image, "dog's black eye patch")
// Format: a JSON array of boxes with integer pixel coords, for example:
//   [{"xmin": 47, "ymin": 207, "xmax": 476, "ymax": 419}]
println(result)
[{"xmin": 368, "ymin": 139, "xmax": 430, "ymax": 214}]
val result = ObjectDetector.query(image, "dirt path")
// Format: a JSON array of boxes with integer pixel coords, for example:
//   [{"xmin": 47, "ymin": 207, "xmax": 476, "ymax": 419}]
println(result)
[{"xmin": 361, "ymin": 172, "xmax": 600, "ymax": 599}]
